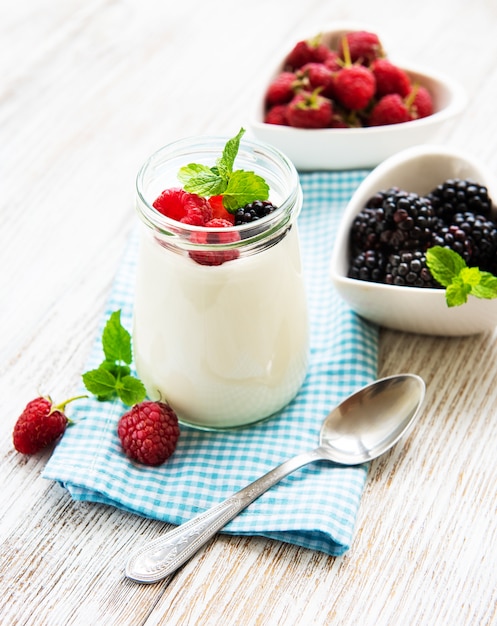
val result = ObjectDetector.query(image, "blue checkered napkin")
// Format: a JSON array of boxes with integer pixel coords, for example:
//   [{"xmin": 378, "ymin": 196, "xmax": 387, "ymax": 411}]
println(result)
[{"xmin": 43, "ymin": 170, "xmax": 378, "ymax": 557}]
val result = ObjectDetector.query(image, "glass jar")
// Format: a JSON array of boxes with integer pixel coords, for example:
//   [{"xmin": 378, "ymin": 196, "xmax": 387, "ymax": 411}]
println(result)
[{"xmin": 133, "ymin": 135, "xmax": 309, "ymax": 429}]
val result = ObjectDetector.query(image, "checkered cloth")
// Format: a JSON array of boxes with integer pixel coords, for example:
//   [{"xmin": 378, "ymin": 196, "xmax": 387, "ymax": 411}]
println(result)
[{"xmin": 43, "ymin": 170, "xmax": 378, "ymax": 556}]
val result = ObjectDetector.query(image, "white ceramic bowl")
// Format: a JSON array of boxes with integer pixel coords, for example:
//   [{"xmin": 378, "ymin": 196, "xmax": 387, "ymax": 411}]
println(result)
[
  {"xmin": 330, "ymin": 145, "xmax": 497, "ymax": 336},
  {"xmin": 250, "ymin": 23, "xmax": 467, "ymax": 171}
]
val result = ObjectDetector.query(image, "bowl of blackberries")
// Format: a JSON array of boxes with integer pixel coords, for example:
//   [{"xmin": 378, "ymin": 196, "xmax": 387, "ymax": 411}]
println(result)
[
  {"xmin": 330, "ymin": 145, "xmax": 497, "ymax": 335},
  {"xmin": 250, "ymin": 22, "xmax": 466, "ymax": 171}
]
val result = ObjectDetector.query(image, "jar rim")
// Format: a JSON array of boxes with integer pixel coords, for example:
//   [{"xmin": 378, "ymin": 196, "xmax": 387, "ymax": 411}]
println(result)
[{"xmin": 135, "ymin": 134, "xmax": 301, "ymax": 245}]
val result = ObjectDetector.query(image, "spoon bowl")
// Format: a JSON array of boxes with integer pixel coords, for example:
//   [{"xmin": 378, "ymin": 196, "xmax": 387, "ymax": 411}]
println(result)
[
  {"xmin": 126, "ymin": 373, "xmax": 425, "ymax": 583},
  {"xmin": 320, "ymin": 373, "xmax": 425, "ymax": 465}
]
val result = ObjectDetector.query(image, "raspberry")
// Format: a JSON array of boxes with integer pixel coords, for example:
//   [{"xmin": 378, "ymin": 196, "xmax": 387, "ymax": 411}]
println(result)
[
  {"xmin": 323, "ymin": 50, "xmax": 341, "ymax": 72},
  {"xmin": 13, "ymin": 395, "xmax": 82, "ymax": 454},
  {"xmin": 297, "ymin": 62, "xmax": 335, "ymax": 98},
  {"xmin": 118, "ymin": 401, "xmax": 180, "ymax": 466},
  {"xmin": 408, "ymin": 85, "xmax": 433, "ymax": 119},
  {"xmin": 208, "ymin": 195, "xmax": 235, "ymax": 223},
  {"xmin": 264, "ymin": 104, "xmax": 289, "ymax": 126},
  {"xmin": 189, "ymin": 218, "xmax": 241, "ymax": 266},
  {"xmin": 369, "ymin": 93, "xmax": 410, "ymax": 126},
  {"xmin": 153, "ymin": 188, "xmax": 211, "ymax": 224},
  {"xmin": 265, "ymin": 71, "xmax": 298, "ymax": 106},
  {"xmin": 333, "ymin": 65, "xmax": 376, "ymax": 111},
  {"xmin": 338, "ymin": 31, "xmax": 384, "ymax": 64},
  {"xmin": 371, "ymin": 58, "xmax": 411, "ymax": 97},
  {"xmin": 286, "ymin": 89, "xmax": 333, "ymax": 128},
  {"xmin": 284, "ymin": 36, "xmax": 330, "ymax": 70}
]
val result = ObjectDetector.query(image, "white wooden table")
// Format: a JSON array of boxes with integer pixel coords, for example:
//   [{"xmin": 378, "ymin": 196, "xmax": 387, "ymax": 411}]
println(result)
[{"xmin": 2, "ymin": 1, "xmax": 497, "ymax": 624}]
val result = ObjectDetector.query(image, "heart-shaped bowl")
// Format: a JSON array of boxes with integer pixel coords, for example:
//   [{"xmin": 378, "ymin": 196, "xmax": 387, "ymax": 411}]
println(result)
[
  {"xmin": 329, "ymin": 145, "xmax": 497, "ymax": 336},
  {"xmin": 250, "ymin": 23, "xmax": 467, "ymax": 171}
]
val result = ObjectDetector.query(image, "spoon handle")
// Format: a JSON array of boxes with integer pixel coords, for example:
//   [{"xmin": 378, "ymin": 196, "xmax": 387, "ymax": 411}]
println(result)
[{"xmin": 125, "ymin": 448, "xmax": 322, "ymax": 583}]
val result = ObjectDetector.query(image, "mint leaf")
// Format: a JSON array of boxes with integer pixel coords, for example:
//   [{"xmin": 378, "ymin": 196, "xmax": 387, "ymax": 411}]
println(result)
[
  {"xmin": 82, "ymin": 310, "xmax": 147, "ymax": 406},
  {"xmin": 222, "ymin": 170, "xmax": 270, "ymax": 211},
  {"xmin": 102, "ymin": 310, "xmax": 132, "ymax": 364},
  {"xmin": 116, "ymin": 376, "xmax": 146, "ymax": 406},
  {"xmin": 176, "ymin": 128, "xmax": 271, "ymax": 213},
  {"xmin": 445, "ymin": 276, "xmax": 471, "ymax": 307},
  {"xmin": 82, "ymin": 368, "xmax": 117, "ymax": 400},
  {"xmin": 217, "ymin": 127, "xmax": 245, "ymax": 179},
  {"xmin": 425, "ymin": 246, "xmax": 466, "ymax": 287},
  {"xmin": 426, "ymin": 245, "xmax": 497, "ymax": 307},
  {"xmin": 471, "ymin": 272, "xmax": 497, "ymax": 299},
  {"xmin": 178, "ymin": 163, "xmax": 227, "ymax": 196}
]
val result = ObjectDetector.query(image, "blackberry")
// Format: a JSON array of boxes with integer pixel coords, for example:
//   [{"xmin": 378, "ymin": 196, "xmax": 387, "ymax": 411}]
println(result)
[
  {"xmin": 385, "ymin": 250, "xmax": 441, "ymax": 288},
  {"xmin": 451, "ymin": 212, "xmax": 497, "ymax": 271},
  {"xmin": 348, "ymin": 249, "xmax": 387, "ymax": 283},
  {"xmin": 349, "ymin": 207, "xmax": 385, "ymax": 253},
  {"xmin": 349, "ymin": 188, "xmax": 408, "ymax": 253},
  {"xmin": 430, "ymin": 221, "xmax": 473, "ymax": 264},
  {"xmin": 427, "ymin": 178, "xmax": 493, "ymax": 221},
  {"xmin": 379, "ymin": 190, "xmax": 437, "ymax": 251},
  {"xmin": 364, "ymin": 187, "xmax": 404, "ymax": 209},
  {"xmin": 234, "ymin": 200, "xmax": 278, "ymax": 225}
]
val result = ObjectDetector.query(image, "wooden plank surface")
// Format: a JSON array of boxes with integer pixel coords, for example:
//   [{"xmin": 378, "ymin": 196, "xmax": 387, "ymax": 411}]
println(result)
[{"xmin": 2, "ymin": 1, "xmax": 497, "ymax": 624}]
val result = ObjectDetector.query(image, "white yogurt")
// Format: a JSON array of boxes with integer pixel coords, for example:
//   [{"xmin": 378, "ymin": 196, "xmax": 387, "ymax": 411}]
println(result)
[
  {"xmin": 133, "ymin": 225, "xmax": 308, "ymax": 428},
  {"xmin": 133, "ymin": 135, "xmax": 309, "ymax": 429}
]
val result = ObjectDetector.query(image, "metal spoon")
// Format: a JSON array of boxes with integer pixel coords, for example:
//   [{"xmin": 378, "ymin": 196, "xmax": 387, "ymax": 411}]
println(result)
[{"xmin": 125, "ymin": 373, "xmax": 425, "ymax": 583}]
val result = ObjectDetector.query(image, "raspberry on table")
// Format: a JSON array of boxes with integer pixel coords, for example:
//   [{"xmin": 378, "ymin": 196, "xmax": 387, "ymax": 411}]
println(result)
[
  {"xmin": 13, "ymin": 395, "xmax": 81, "ymax": 454},
  {"xmin": 117, "ymin": 401, "xmax": 180, "ymax": 466}
]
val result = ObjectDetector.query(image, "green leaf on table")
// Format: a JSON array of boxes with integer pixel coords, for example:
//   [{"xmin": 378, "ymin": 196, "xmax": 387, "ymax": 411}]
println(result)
[
  {"xmin": 102, "ymin": 310, "xmax": 132, "ymax": 364},
  {"xmin": 82, "ymin": 367, "xmax": 118, "ymax": 401},
  {"xmin": 82, "ymin": 309, "xmax": 146, "ymax": 406}
]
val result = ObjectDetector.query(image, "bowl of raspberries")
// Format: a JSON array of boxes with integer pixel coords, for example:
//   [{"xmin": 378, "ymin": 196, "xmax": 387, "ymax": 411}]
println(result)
[
  {"xmin": 250, "ymin": 23, "xmax": 466, "ymax": 170},
  {"xmin": 330, "ymin": 144, "xmax": 497, "ymax": 336}
]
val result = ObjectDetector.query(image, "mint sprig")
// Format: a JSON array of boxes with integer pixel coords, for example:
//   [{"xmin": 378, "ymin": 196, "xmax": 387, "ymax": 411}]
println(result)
[
  {"xmin": 82, "ymin": 310, "xmax": 146, "ymax": 406},
  {"xmin": 177, "ymin": 128, "xmax": 269, "ymax": 212},
  {"xmin": 426, "ymin": 246, "xmax": 497, "ymax": 307}
]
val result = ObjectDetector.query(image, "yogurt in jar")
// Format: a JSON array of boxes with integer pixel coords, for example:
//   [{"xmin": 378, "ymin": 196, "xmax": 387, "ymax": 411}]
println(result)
[{"xmin": 133, "ymin": 134, "xmax": 309, "ymax": 429}]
